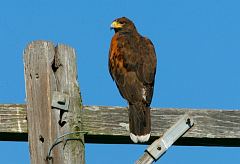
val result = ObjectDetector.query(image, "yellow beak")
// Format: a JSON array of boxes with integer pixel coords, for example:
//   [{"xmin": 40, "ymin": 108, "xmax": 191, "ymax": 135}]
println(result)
[{"xmin": 110, "ymin": 21, "xmax": 123, "ymax": 29}]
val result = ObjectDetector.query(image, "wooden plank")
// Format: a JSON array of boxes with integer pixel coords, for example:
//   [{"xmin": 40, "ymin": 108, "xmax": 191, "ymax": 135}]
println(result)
[
  {"xmin": 82, "ymin": 106, "xmax": 240, "ymax": 146},
  {"xmin": 24, "ymin": 41, "xmax": 84, "ymax": 164},
  {"xmin": 0, "ymin": 104, "xmax": 27, "ymax": 141},
  {"xmin": 24, "ymin": 41, "xmax": 62, "ymax": 164},
  {"xmin": 0, "ymin": 104, "xmax": 239, "ymax": 146},
  {"xmin": 54, "ymin": 44, "xmax": 85, "ymax": 163}
]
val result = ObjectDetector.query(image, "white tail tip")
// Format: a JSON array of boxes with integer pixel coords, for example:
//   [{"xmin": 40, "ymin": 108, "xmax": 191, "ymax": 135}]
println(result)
[{"xmin": 130, "ymin": 133, "xmax": 150, "ymax": 143}]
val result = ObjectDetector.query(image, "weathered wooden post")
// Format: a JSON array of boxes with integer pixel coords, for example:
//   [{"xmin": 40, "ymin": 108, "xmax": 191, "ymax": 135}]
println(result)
[{"xmin": 24, "ymin": 41, "xmax": 85, "ymax": 164}]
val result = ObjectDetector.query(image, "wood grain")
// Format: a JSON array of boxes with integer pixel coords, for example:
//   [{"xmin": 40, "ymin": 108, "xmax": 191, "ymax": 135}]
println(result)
[
  {"xmin": 24, "ymin": 41, "xmax": 57, "ymax": 164},
  {"xmin": 0, "ymin": 104, "xmax": 239, "ymax": 146},
  {"xmin": 0, "ymin": 104, "xmax": 27, "ymax": 141},
  {"xmin": 82, "ymin": 106, "xmax": 240, "ymax": 146},
  {"xmin": 24, "ymin": 41, "xmax": 84, "ymax": 164},
  {"xmin": 54, "ymin": 44, "xmax": 85, "ymax": 163}
]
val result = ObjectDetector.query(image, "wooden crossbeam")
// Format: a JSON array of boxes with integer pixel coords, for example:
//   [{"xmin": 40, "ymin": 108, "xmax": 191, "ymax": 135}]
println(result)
[
  {"xmin": 0, "ymin": 104, "xmax": 27, "ymax": 141},
  {"xmin": 0, "ymin": 104, "xmax": 239, "ymax": 146}
]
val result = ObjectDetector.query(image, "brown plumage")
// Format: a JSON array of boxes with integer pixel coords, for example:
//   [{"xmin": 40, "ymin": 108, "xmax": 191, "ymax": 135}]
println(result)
[{"xmin": 109, "ymin": 17, "xmax": 157, "ymax": 143}]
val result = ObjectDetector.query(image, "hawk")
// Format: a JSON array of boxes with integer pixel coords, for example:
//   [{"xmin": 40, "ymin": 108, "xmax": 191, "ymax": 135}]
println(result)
[{"xmin": 109, "ymin": 17, "xmax": 157, "ymax": 143}]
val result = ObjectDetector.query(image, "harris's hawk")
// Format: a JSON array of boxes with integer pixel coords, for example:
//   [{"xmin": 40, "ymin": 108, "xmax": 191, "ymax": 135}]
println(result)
[{"xmin": 109, "ymin": 17, "xmax": 157, "ymax": 143}]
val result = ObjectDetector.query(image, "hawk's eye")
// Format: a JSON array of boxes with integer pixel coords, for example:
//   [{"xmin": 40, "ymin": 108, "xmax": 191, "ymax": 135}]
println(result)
[{"xmin": 119, "ymin": 21, "xmax": 125, "ymax": 24}]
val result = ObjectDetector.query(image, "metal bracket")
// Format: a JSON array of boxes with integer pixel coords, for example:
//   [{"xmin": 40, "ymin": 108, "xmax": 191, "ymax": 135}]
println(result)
[
  {"xmin": 136, "ymin": 114, "xmax": 194, "ymax": 164},
  {"xmin": 51, "ymin": 91, "xmax": 70, "ymax": 111},
  {"xmin": 46, "ymin": 130, "xmax": 88, "ymax": 161}
]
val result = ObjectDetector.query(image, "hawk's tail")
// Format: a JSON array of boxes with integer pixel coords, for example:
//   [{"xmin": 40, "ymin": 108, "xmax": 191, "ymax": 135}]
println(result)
[{"xmin": 129, "ymin": 102, "xmax": 151, "ymax": 143}]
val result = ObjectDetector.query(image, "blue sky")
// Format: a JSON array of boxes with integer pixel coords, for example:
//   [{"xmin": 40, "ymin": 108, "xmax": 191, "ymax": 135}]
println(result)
[{"xmin": 0, "ymin": 0, "xmax": 240, "ymax": 163}]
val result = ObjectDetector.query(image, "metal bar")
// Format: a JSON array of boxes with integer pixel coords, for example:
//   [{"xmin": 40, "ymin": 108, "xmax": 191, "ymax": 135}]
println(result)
[{"xmin": 136, "ymin": 114, "xmax": 194, "ymax": 164}]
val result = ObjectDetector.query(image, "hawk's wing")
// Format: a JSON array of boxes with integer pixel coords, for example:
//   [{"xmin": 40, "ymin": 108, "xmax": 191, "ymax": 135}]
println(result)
[{"xmin": 137, "ymin": 37, "xmax": 157, "ymax": 85}]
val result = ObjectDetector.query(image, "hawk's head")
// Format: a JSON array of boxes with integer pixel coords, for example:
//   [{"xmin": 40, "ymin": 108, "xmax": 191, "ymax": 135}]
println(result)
[{"xmin": 110, "ymin": 17, "xmax": 137, "ymax": 33}]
